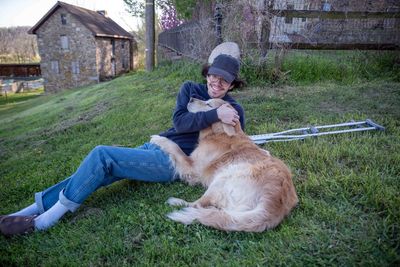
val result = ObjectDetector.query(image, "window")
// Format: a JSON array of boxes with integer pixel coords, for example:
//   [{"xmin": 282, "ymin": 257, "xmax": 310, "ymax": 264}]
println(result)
[
  {"xmin": 322, "ymin": 2, "xmax": 332, "ymax": 11},
  {"xmin": 111, "ymin": 39, "xmax": 115, "ymax": 56},
  {"xmin": 71, "ymin": 61, "xmax": 80, "ymax": 74},
  {"xmin": 61, "ymin": 14, "xmax": 67, "ymax": 25},
  {"xmin": 121, "ymin": 41, "xmax": 125, "ymax": 49},
  {"xmin": 51, "ymin": 61, "xmax": 59, "ymax": 74},
  {"xmin": 60, "ymin": 35, "xmax": 69, "ymax": 50}
]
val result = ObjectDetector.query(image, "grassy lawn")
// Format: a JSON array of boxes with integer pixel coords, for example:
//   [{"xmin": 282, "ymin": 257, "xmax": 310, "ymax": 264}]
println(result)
[
  {"xmin": 0, "ymin": 62, "xmax": 399, "ymax": 266},
  {"xmin": 0, "ymin": 88, "xmax": 44, "ymax": 112}
]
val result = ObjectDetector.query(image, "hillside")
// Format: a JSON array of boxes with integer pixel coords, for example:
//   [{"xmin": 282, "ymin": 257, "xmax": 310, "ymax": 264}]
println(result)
[
  {"xmin": 0, "ymin": 63, "xmax": 399, "ymax": 266},
  {"xmin": 0, "ymin": 26, "xmax": 39, "ymax": 63}
]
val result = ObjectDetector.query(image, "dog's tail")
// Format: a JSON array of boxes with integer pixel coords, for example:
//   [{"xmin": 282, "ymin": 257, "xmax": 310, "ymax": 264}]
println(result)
[{"xmin": 167, "ymin": 202, "xmax": 276, "ymax": 232}]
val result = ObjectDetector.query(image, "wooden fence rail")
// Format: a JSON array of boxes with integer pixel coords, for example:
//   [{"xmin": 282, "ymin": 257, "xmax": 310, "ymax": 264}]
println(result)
[{"xmin": 278, "ymin": 10, "xmax": 400, "ymax": 19}]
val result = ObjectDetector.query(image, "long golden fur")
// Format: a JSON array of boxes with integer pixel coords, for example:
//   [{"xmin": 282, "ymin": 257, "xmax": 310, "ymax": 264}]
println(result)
[{"xmin": 150, "ymin": 98, "xmax": 298, "ymax": 232}]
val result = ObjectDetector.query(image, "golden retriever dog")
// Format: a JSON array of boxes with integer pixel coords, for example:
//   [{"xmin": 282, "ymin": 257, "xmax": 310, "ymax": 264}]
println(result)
[{"xmin": 150, "ymin": 98, "xmax": 298, "ymax": 232}]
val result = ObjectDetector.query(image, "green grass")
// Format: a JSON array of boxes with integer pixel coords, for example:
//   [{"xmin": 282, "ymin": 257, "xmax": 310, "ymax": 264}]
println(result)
[
  {"xmin": 0, "ymin": 62, "xmax": 399, "ymax": 266},
  {"xmin": 241, "ymin": 50, "xmax": 400, "ymax": 86},
  {"xmin": 0, "ymin": 88, "xmax": 44, "ymax": 111}
]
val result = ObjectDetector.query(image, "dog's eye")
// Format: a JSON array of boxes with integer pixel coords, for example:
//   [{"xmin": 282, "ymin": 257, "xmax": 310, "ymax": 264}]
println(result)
[{"xmin": 206, "ymin": 103, "xmax": 213, "ymax": 107}]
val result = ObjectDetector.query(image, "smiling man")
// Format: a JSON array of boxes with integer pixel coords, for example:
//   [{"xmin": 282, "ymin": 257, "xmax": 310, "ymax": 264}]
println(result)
[{"xmin": 159, "ymin": 54, "xmax": 246, "ymax": 156}]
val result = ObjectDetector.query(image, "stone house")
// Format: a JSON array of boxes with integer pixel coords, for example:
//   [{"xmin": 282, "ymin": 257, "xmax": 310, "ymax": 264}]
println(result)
[{"xmin": 29, "ymin": 1, "xmax": 137, "ymax": 93}]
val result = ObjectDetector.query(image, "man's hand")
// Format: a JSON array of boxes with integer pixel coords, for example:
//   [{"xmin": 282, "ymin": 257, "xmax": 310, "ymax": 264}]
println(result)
[{"xmin": 217, "ymin": 104, "xmax": 240, "ymax": 126}]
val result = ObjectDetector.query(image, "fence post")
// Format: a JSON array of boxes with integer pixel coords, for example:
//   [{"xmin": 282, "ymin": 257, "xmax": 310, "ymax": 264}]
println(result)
[
  {"xmin": 214, "ymin": 1, "xmax": 223, "ymax": 45},
  {"xmin": 259, "ymin": 0, "xmax": 274, "ymax": 57},
  {"xmin": 145, "ymin": 0, "xmax": 155, "ymax": 71}
]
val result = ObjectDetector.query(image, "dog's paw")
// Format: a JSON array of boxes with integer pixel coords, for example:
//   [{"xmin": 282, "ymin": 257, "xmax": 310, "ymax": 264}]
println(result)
[
  {"xmin": 167, "ymin": 208, "xmax": 197, "ymax": 225},
  {"xmin": 166, "ymin": 197, "xmax": 188, "ymax": 207},
  {"xmin": 150, "ymin": 135, "xmax": 169, "ymax": 146},
  {"xmin": 261, "ymin": 148, "xmax": 271, "ymax": 156}
]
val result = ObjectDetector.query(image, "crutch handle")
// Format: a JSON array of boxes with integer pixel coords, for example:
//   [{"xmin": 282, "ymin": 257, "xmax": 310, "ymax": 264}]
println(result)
[{"xmin": 366, "ymin": 119, "xmax": 385, "ymax": 131}]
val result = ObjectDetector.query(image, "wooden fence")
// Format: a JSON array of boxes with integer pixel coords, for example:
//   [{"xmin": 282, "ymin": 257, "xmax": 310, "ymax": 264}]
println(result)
[
  {"xmin": 158, "ymin": 21, "xmax": 212, "ymax": 61},
  {"xmin": 158, "ymin": 2, "xmax": 400, "ymax": 60},
  {"xmin": 268, "ymin": 9, "xmax": 400, "ymax": 50}
]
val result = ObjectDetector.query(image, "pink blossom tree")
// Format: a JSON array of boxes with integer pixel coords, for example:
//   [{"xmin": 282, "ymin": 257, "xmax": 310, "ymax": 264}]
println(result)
[{"xmin": 160, "ymin": 4, "xmax": 184, "ymax": 30}]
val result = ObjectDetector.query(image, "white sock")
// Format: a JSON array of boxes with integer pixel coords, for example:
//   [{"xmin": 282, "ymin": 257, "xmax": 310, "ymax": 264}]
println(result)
[
  {"xmin": 34, "ymin": 201, "xmax": 69, "ymax": 231},
  {"xmin": 9, "ymin": 203, "xmax": 40, "ymax": 216}
]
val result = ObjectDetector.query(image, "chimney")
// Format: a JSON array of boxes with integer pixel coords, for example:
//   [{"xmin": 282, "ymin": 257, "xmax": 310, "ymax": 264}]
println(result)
[{"xmin": 97, "ymin": 10, "xmax": 108, "ymax": 17}]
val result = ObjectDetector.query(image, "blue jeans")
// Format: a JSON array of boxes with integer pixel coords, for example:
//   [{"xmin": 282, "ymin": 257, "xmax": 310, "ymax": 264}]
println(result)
[{"xmin": 34, "ymin": 143, "xmax": 175, "ymax": 213}]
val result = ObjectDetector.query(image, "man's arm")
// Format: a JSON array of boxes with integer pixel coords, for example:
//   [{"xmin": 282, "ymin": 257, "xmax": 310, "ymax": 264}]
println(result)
[
  {"xmin": 172, "ymin": 82, "xmax": 219, "ymax": 133},
  {"xmin": 172, "ymin": 82, "xmax": 245, "ymax": 133}
]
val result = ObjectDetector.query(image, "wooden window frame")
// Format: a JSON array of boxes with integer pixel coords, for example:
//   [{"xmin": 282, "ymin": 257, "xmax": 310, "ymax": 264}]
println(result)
[
  {"xmin": 60, "ymin": 35, "xmax": 69, "ymax": 50},
  {"xmin": 71, "ymin": 61, "xmax": 80, "ymax": 75},
  {"xmin": 51, "ymin": 61, "xmax": 59, "ymax": 74},
  {"xmin": 61, "ymin": 14, "xmax": 67, "ymax": 25}
]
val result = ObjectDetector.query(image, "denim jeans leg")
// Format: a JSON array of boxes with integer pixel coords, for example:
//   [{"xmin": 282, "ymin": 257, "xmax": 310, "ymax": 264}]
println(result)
[
  {"xmin": 35, "ymin": 177, "xmax": 70, "ymax": 214},
  {"xmin": 36, "ymin": 169, "xmax": 121, "ymax": 213},
  {"xmin": 35, "ymin": 143, "xmax": 174, "ymax": 212}
]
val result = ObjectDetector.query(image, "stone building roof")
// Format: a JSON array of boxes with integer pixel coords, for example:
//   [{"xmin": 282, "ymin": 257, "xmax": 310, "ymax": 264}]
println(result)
[{"xmin": 29, "ymin": 1, "xmax": 133, "ymax": 39}]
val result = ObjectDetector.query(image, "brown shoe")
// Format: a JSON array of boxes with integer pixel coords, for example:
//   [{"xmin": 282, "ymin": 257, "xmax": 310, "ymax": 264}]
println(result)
[{"xmin": 0, "ymin": 215, "xmax": 36, "ymax": 237}]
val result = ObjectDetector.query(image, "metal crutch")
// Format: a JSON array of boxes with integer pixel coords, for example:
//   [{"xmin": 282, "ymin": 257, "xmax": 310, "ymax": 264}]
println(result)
[{"xmin": 250, "ymin": 119, "xmax": 385, "ymax": 145}]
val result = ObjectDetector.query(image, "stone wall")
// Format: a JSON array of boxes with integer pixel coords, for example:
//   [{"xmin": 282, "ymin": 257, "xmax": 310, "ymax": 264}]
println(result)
[
  {"xmin": 96, "ymin": 38, "xmax": 131, "ymax": 80},
  {"xmin": 35, "ymin": 7, "xmax": 99, "ymax": 93}
]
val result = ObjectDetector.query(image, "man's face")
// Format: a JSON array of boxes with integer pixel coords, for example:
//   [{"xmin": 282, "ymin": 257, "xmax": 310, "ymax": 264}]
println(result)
[{"xmin": 207, "ymin": 74, "xmax": 234, "ymax": 98}]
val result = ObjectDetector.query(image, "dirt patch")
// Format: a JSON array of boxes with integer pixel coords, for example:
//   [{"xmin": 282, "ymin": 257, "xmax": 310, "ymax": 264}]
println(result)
[
  {"xmin": 43, "ymin": 101, "xmax": 110, "ymax": 136},
  {"xmin": 124, "ymin": 232, "xmax": 145, "ymax": 248},
  {"xmin": 317, "ymin": 100, "xmax": 352, "ymax": 115}
]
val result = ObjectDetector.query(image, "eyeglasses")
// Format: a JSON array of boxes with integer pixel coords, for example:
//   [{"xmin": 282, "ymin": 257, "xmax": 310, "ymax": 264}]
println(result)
[{"xmin": 207, "ymin": 74, "xmax": 231, "ymax": 87}]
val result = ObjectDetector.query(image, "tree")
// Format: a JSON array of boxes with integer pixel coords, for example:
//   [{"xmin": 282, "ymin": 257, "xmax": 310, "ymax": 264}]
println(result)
[
  {"xmin": 123, "ymin": 1, "xmax": 199, "ymax": 69},
  {"xmin": 123, "ymin": 0, "xmax": 185, "ymax": 30},
  {"xmin": 124, "ymin": 0, "xmax": 162, "ymax": 71},
  {"xmin": 160, "ymin": 4, "xmax": 184, "ymax": 30},
  {"xmin": 123, "ymin": 0, "xmax": 171, "ymax": 18},
  {"xmin": 0, "ymin": 27, "xmax": 39, "ymax": 63}
]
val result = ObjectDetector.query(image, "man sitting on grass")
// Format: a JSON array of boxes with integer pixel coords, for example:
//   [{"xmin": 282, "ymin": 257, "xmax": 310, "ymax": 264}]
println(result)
[{"xmin": 0, "ymin": 54, "xmax": 246, "ymax": 236}]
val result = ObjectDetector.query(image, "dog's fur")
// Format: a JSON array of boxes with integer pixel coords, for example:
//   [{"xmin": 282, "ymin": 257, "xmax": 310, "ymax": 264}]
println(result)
[{"xmin": 150, "ymin": 98, "xmax": 298, "ymax": 232}]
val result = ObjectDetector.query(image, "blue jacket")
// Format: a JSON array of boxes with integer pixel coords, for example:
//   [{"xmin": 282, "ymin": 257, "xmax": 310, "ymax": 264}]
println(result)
[{"xmin": 159, "ymin": 81, "xmax": 245, "ymax": 155}]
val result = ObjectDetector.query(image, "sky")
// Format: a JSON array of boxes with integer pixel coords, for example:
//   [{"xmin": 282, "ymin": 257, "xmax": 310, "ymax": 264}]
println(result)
[{"xmin": 0, "ymin": 0, "xmax": 141, "ymax": 31}]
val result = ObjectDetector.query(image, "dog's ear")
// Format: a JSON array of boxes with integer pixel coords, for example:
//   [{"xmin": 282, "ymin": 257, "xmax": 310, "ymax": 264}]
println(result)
[
  {"xmin": 222, "ymin": 123, "xmax": 236, "ymax": 136},
  {"xmin": 211, "ymin": 123, "xmax": 235, "ymax": 136},
  {"xmin": 222, "ymin": 121, "xmax": 244, "ymax": 136}
]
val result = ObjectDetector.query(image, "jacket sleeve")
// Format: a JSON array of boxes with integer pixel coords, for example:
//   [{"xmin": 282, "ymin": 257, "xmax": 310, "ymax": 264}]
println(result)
[
  {"xmin": 172, "ymin": 82, "xmax": 219, "ymax": 133},
  {"xmin": 172, "ymin": 81, "xmax": 246, "ymax": 133}
]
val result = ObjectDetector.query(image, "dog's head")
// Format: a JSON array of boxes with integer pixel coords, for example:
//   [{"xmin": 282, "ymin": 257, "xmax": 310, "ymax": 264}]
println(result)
[
  {"xmin": 187, "ymin": 97, "xmax": 226, "ymax": 112},
  {"xmin": 187, "ymin": 98, "xmax": 241, "ymax": 136}
]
